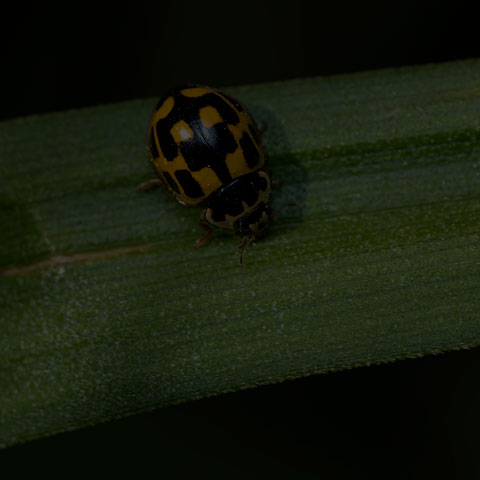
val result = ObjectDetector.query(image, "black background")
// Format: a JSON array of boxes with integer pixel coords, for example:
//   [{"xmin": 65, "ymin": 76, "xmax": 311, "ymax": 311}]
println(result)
[
  {"xmin": 2, "ymin": 1, "xmax": 480, "ymax": 477},
  {"xmin": 3, "ymin": 1, "xmax": 479, "ymax": 120}
]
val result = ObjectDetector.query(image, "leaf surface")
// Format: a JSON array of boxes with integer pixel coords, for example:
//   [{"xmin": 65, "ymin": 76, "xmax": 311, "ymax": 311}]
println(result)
[{"xmin": 1, "ymin": 60, "xmax": 480, "ymax": 447}]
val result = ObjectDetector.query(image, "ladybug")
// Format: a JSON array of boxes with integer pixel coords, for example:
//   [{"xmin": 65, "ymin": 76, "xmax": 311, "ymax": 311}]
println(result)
[{"xmin": 141, "ymin": 85, "xmax": 272, "ymax": 263}]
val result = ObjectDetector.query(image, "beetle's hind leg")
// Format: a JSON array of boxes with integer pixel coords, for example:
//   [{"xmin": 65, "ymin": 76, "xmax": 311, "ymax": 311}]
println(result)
[
  {"xmin": 137, "ymin": 178, "xmax": 164, "ymax": 191},
  {"xmin": 194, "ymin": 211, "xmax": 214, "ymax": 248}
]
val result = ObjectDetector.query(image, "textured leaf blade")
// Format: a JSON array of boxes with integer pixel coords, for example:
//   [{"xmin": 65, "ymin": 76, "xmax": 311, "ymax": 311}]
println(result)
[{"xmin": 1, "ymin": 60, "xmax": 480, "ymax": 447}]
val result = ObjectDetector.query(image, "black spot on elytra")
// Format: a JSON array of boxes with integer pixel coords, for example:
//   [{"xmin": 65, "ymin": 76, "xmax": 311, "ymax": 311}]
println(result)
[
  {"xmin": 239, "ymin": 132, "xmax": 260, "ymax": 169},
  {"xmin": 156, "ymin": 121, "xmax": 178, "ymax": 161},
  {"xmin": 248, "ymin": 123, "xmax": 261, "ymax": 146},
  {"xmin": 155, "ymin": 96, "xmax": 170, "ymax": 111},
  {"xmin": 220, "ymin": 92, "xmax": 244, "ymax": 112},
  {"xmin": 203, "ymin": 92, "xmax": 240, "ymax": 125},
  {"xmin": 180, "ymin": 122, "xmax": 237, "ymax": 184},
  {"xmin": 175, "ymin": 169, "xmax": 204, "ymax": 198},
  {"xmin": 163, "ymin": 171, "xmax": 180, "ymax": 193},
  {"xmin": 149, "ymin": 128, "xmax": 159, "ymax": 158}
]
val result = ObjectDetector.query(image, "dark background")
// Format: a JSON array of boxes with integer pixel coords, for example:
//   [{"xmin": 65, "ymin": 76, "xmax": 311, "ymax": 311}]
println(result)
[
  {"xmin": 2, "ymin": 349, "xmax": 480, "ymax": 478},
  {"xmin": 3, "ymin": 1, "xmax": 479, "ymax": 121},
  {"xmin": 2, "ymin": 1, "xmax": 480, "ymax": 477}
]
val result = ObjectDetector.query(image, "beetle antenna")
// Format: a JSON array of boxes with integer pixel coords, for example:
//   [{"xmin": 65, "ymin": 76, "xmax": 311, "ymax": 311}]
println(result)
[{"xmin": 239, "ymin": 247, "xmax": 245, "ymax": 265}]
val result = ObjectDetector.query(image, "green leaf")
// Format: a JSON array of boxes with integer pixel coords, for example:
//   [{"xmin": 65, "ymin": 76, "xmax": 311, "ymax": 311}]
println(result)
[{"xmin": 1, "ymin": 60, "xmax": 480, "ymax": 448}]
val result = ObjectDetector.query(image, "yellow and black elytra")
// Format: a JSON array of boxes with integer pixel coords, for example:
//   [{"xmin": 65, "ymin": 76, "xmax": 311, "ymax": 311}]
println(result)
[{"xmin": 142, "ymin": 85, "xmax": 271, "ymax": 263}]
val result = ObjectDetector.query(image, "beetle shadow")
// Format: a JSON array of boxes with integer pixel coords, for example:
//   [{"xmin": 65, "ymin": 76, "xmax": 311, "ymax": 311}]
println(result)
[{"xmin": 249, "ymin": 103, "xmax": 308, "ymax": 241}]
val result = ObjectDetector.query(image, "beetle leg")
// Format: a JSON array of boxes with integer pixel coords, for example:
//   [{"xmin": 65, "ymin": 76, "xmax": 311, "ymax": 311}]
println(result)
[
  {"xmin": 238, "ymin": 234, "xmax": 255, "ymax": 265},
  {"xmin": 194, "ymin": 211, "xmax": 214, "ymax": 248},
  {"xmin": 137, "ymin": 178, "xmax": 164, "ymax": 191}
]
